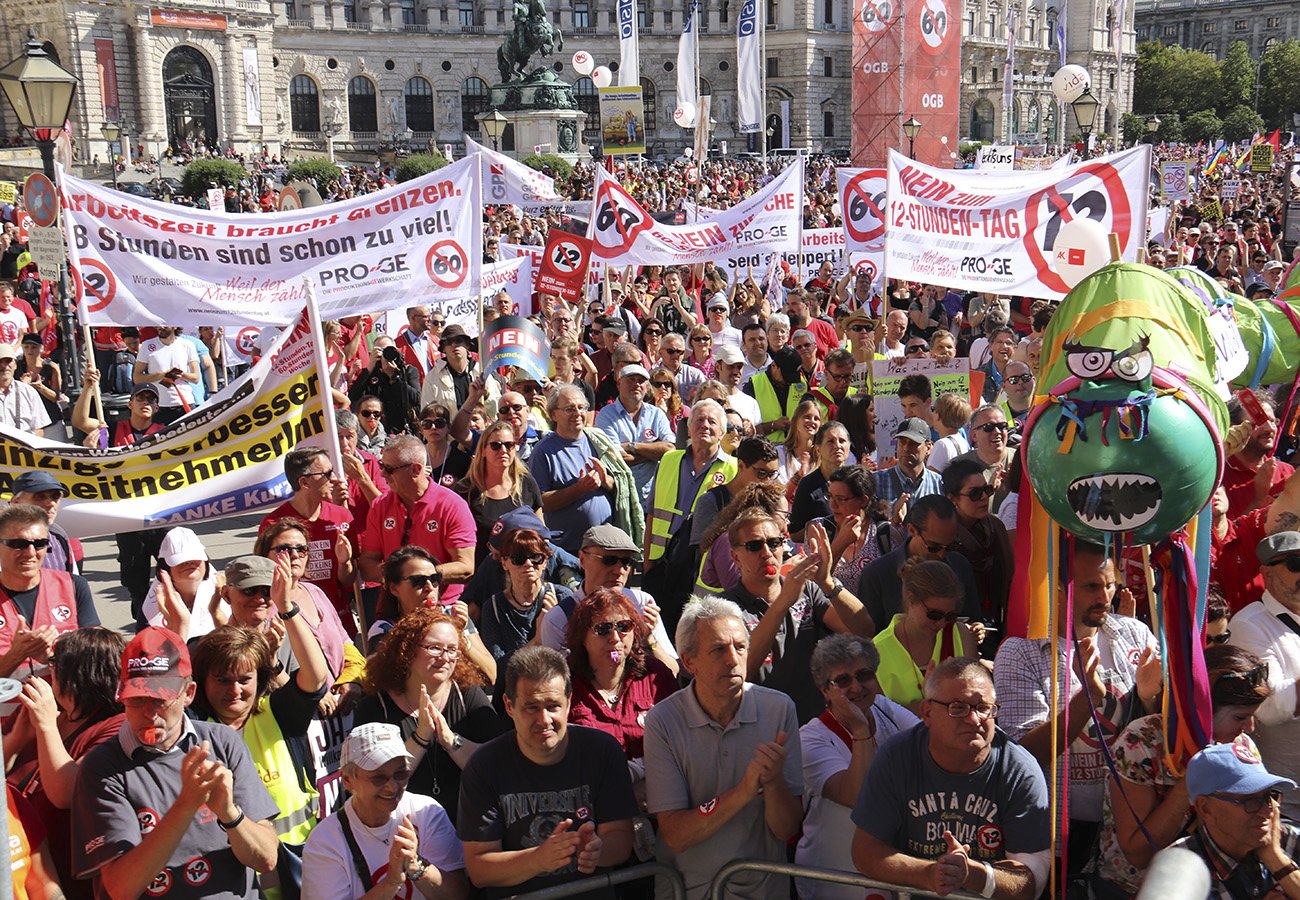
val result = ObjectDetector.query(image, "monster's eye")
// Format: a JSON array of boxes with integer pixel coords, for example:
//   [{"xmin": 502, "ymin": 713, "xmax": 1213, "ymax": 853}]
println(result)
[
  {"xmin": 1112, "ymin": 349, "xmax": 1153, "ymax": 382},
  {"xmin": 1064, "ymin": 344, "xmax": 1113, "ymax": 379}
]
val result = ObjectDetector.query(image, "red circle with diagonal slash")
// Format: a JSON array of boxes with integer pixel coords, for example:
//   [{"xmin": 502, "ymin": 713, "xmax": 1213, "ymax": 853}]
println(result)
[
  {"xmin": 24, "ymin": 174, "xmax": 58, "ymax": 228},
  {"xmin": 1022, "ymin": 161, "xmax": 1132, "ymax": 296},
  {"xmin": 77, "ymin": 259, "xmax": 117, "ymax": 313},
  {"xmin": 843, "ymin": 169, "xmax": 887, "ymax": 247},
  {"xmin": 236, "ymin": 326, "xmax": 260, "ymax": 357},
  {"xmin": 590, "ymin": 180, "xmax": 651, "ymax": 259},
  {"xmin": 426, "ymin": 240, "xmax": 468, "ymax": 289}
]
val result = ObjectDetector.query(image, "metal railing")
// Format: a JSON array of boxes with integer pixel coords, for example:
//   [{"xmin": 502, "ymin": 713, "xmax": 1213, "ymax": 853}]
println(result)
[
  {"xmin": 509, "ymin": 862, "xmax": 684, "ymax": 899},
  {"xmin": 707, "ymin": 859, "xmax": 983, "ymax": 900}
]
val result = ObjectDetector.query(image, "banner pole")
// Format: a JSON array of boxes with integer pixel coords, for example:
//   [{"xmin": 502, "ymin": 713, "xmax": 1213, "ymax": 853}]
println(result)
[{"xmin": 80, "ymin": 322, "xmax": 102, "ymax": 426}]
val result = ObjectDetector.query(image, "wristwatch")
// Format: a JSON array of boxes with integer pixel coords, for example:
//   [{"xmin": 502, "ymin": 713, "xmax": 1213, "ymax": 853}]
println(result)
[
  {"xmin": 447, "ymin": 733, "xmax": 464, "ymax": 752},
  {"xmin": 406, "ymin": 856, "xmax": 429, "ymax": 882}
]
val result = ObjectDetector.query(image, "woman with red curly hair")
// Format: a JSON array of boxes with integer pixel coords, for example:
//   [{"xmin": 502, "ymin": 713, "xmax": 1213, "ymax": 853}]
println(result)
[
  {"xmin": 352, "ymin": 608, "xmax": 506, "ymax": 821},
  {"xmin": 564, "ymin": 588, "xmax": 678, "ymax": 787}
]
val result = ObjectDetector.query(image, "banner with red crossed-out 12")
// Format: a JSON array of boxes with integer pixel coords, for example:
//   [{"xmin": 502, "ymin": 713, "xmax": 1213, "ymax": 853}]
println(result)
[
  {"xmin": 59, "ymin": 156, "xmax": 481, "ymax": 327},
  {"xmin": 585, "ymin": 158, "xmax": 804, "ymax": 267},
  {"xmin": 884, "ymin": 145, "xmax": 1151, "ymax": 301}
]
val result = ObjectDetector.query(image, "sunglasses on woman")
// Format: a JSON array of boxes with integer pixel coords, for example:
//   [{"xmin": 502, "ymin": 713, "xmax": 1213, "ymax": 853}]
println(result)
[
  {"xmin": 921, "ymin": 600, "xmax": 961, "ymax": 624},
  {"xmin": 827, "ymin": 668, "xmax": 876, "ymax": 689},
  {"xmin": 402, "ymin": 573, "xmax": 440, "ymax": 590},
  {"xmin": 592, "ymin": 619, "xmax": 635, "ymax": 637},
  {"xmin": 961, "ymin": 485, "xmax": 997, "ymax": 500},
  {"xmin": 421, "ymin": 417, "xmax": 449, "ymax": 429},
  {"xmin": 508, "ymin": 552, "xmax": 547, "ymax": 567},
  {"xmin": 488, "ymin": 440, "xmax": 517, "ymax": 451}
]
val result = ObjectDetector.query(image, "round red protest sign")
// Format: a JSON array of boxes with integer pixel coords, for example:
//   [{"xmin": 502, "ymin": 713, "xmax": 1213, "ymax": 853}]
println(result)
[
  {"xmin": 843, "ymin": 170, "xmax": 887, "ymax": 247},
  {"xmin": 853, "ymin": 257, "xmax": 879, "ymax": 284},
  {"xmin": 860, "ymin": 0, "xmax": 895, "ymax": 32},
  {"xmin": 917, "ymin": 0, "xmax": 951, "ymax": 53},
  {"xmin": 24, "ymin": 174, "xmax": 58, "ymax": 228},
  {"xmin": 590, "ymin": 181, "xmax": 650, "ymax": 259},
  {"xmin": 426, "ymin": 240, "xmax": 468, "ymax": 289},
  {"xmin": 77, "ymin": 259, "xmax": 117, "ymax": 313},
  {"xmin": 1022, "ymin": 160, "xmax": 1133, "ymax": 296},
  {"xmin": 236, "ymin": 326, "xmax": 260, "ymax": 357},
  {"xmin": 549, "ymin": 239, "xmax": 584, "ymax": 274}
]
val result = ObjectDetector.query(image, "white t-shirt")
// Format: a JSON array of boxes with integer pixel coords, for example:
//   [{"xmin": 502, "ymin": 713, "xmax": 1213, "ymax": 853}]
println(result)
[
  {"xmin": 301, "ymin": 793, "xmax": 464, "ymax": 899},
  {"xmin": 724, "ymin": 388, "xmax": 762, "ymax": 426},
  {"xmin": 0, "ymin": 306, "xmax": 30, "ymax": 344},
  {"xmin": 927, "ymin": 432, "xmax": 970, "ymax": 473},
  {"xmin": 140, "ymin": 337, "xmax": 199, "ymax": 408}
]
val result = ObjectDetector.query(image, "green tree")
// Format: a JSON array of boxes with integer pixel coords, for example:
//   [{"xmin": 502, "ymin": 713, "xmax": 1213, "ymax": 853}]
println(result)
[
  {"xmin": 1134, "ymin": 41, "xmax": 1223, "ymax": 118},
  {"xmin": 1182, "ymin": 110, "xmax": 1223, "ymax": 143},
  {"xmin": 180, "ymin": 159, "xmax": 246, "ymax": 200},
  {"xmin": 1222, "ymin": 105, "xmax": 1264, "ymax": 142},
  {"xmin": 395, "ymin": 152, "xmax": 449, "ymax": 182},
  {"xmin": 520, "ymin": 153, "xmax": 572, "ymax": 181},
  {"xmin": 1121, "ymin": 113, "xmax": 1147, "ymax": 145},
  {"xmin": 1154, "ymin": 113, "xmax": 1184, "ymax": 143},
  {"xmin": 1219, "ymin": 41, "xmax": 1257, "ymax": 110},
  {"xmin": 285, "ymin": 158, "xmax": 342, "ymax": 194},
  {"xmin": 1258, "ymin": 39, "xmax": 1300, "ymax": 128}
]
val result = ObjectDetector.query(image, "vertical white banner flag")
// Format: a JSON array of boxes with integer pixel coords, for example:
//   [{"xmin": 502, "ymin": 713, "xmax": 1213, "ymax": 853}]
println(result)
[
  {"xmin": 617, "ymin": 0, "xmax": 640, "ymax": 88},
  {"xmin": 242, "ymin": 47, "xmax": 263, "ymax": 127},
  {"xmin": 694, "ymin": 95, "xmax": 712, "ymax": 162},
  {"xmin": 676, "ymin": 0, "xmax": 698, "ymax": 125},
  {"xmin": 737, "ymin": 0, "xmax": 763, "ymax": 134}
]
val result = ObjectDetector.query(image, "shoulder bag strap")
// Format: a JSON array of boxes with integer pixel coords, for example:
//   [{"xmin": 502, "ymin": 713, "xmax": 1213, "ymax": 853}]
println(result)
[{"xmin": 337, "ymin": 806, "xmax": 376, "ymax": 889}]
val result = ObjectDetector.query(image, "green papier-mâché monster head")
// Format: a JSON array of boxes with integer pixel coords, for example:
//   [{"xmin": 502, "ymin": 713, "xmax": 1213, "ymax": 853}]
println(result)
[{"xmin": 1024, "ymin": 263, "xmax": 1225, "ymax": 544}]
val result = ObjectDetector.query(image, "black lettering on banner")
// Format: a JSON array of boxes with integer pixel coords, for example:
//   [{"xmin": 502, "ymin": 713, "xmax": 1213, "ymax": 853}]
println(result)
[{"xmin": 1043, "ymin": 189, "xmax": 1107, "ymax": 253}]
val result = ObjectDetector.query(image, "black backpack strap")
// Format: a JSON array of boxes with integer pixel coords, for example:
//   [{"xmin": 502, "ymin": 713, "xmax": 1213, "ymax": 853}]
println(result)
[{"xmin": 337, "ymin": 806, "xmax": 375, "ymax": 889}]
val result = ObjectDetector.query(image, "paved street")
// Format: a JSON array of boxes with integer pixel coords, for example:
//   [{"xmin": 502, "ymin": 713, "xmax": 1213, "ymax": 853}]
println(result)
[{"xmin": 79, "ymin": 513, "xmax": 263, "ymax": 634}]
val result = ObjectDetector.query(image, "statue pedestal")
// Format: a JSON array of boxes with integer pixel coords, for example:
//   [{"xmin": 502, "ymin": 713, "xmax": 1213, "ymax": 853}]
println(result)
[{"xmin": 484, "ymin": 70, "xmax": 586, "ymax": 163}]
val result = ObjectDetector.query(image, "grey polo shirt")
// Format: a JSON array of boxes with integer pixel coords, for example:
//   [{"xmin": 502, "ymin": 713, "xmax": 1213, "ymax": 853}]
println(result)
[
  {"xmin": 643, "ymin": 683, "xmax": 802, "ymax": 900},
  {"xmin": 72, "ymin": 716, "xmax": 280, "ymax": 899}
]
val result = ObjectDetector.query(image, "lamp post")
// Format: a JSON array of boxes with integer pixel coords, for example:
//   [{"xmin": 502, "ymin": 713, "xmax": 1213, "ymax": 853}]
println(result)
[
  {"xmin": 483, "ymin": 108, "xmax": 506, "ymax": 151},
  {"xmin": 1071, "ymin": 87, "xmax": 1099, "ymax": 156},
  {"xmin": 1145, "ymin": 114, "xmax": 1161, "ymax": 145},
  {"xmin": 902, "ymin": 115, "xmax": 921, "ymax": 159},
  {"xmin": 0, "ymin": 30, "xmax": 84, "ymax": 407},
  {"xmin": 101, "ymin": 121, "xmax": 120, "ymax": 189}
]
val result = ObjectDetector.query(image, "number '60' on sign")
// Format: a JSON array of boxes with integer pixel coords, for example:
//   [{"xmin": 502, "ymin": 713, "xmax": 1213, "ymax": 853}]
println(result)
[{"xmin": 425, "ymin": 240, "xmax": 468, "ymax": 290}]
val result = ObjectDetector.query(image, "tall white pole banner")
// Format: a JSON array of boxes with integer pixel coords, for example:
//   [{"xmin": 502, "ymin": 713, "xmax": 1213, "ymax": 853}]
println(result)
[
  {"xmin": 737, "ymin": 0, "xmax": 763, "ymax": 134},
  {"xmin": 676, "ymin": 0, "xmax": 698, "ymax": 124},
  {"xmin": 61, "ymin": 156, "xmax": 480, "ymax": 326},
  {"xmin": 617, "ymin": 0, "xmax": 640, "ymax": 88},
  {"xmin": 883, "ymin": 146, "xmax": 1150, "ymax": 300}
]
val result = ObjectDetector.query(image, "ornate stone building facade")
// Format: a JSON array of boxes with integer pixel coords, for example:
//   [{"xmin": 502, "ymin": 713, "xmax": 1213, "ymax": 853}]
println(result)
[{"xmin": 1134, "ymin": 0, "xmax": 1297, "ymax": 60}]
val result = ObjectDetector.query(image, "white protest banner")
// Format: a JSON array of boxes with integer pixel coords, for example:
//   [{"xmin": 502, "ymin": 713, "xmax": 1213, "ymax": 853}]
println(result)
[
  {"xmin": 587, "ymin": 158, "xmax": 802, "ymax": 267},
  {"xmin": 720, "ymin": 228, "xmax": 883, "ymax": 291},
  {"xmin": 836, "ymin": 167, "xmax": 887, "ymax": 256},
  {"xmin": 976, "ymin": 145, "xmax": 1015, "ymax": 171},
  {"xmin": 884, "ymin": 146, "xmax": 1151, "ymax": 300},
  {"xmin": 871, "ymin": 356, "xmax": 971, "ymax": 454},
  {"xmin": 1220, "ymin": 179, "xmax": 1242, "ymax": 199},
  {"xmin": 1160, "ymin": 160, "xmax": 1191, "ymax": 200},
  {"xmin": 0, "ymin": 311, "xmax": 327, "ymax": 537},
  {"xmin": 466, "ymin": 135, "xmax": 570, "ymax": 209},
  {"xmin": 1146, "ymin": 205, "xmax": 1171, "ymax": 245},
  {"xmin": 392, "ymin": 256, "xmax": 535, "ymax": 337},
  {"xmin": 60, "ymin": 157, "xmax": 481, "ymax": 326}
]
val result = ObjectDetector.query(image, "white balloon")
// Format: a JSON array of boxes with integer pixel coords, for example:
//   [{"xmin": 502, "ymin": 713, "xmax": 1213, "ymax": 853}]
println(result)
[
  {"xmin": 673, "ymin": 101, "xmax": 696, "ymax": 127},
  {"xmin": 1053, "ymin": 217, "xmax": 1112, "ymax": 289},
  {"xmin": 572, "ymin": 51, "xmax": 594, "ymax": 77},
  {"xmin": 1051, "ymin": 65, "xmax": 1091, "ymax": 104},
  {"xmin": 940, "ymin": 135, "xmax": 949, "ymax": 145},
  {"xmin": 592, "ymin": 66, "xmax": 613, "ymax": 88}
]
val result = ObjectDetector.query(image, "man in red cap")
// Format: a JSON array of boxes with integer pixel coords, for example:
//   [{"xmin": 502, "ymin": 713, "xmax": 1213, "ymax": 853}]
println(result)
[{"xmin": 71, "ymin": 626, "xmax": 280, "ymax": 899}]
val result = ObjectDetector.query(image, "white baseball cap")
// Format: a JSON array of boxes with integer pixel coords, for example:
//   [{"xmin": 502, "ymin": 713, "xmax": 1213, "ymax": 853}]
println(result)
[{"xmin": 341, "ymin": 722, "xmax": 415, "ymax": 771}]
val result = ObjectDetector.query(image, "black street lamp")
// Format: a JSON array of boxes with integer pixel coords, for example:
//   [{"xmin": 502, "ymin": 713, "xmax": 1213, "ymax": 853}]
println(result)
[
  {"xmin": 101, "ymin": 121, "xmax": 120, "ymax": 189},
  {"xmin": 902, "ymin": 116, "xmax": 922, "ymax": 159},
  {"xmin": 0, "ymin": 30, "xmax": 84, "ymax": 405},
  {"xmin": 1071, "ymin": 87, "xmax": 1099, "ymax": 154},
  {"xmin": 483, "ymin": 108, "xmax": 507, "ymax": 151},
  {"xmin": 1145, "ymin": 114, "xmax": 1161, "ymax": 144}
]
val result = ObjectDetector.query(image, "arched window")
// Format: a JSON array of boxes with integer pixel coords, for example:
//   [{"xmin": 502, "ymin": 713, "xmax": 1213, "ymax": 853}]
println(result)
[
  {"xmin": 405, "ymin": 76, "xmax": 434, "ymax": 131},
  {"xmin": 290, "ymin": 74, "xmax": 320, "ymax": 132},
  {"xmin": 1045, "ymin": 104, "xmax": 1057, "ymax": 143},
  {"xmin": 461, "ymin": 76, "xmax": 490, "ymax": 133},
  {"xmin": 348, "ymin": 76, "xmax": 377, "ymax": 132},
  {"xmin": 641, "ymin": 78, "xmax": 657, "ymax": 131},
  {"xmin": 574, "ymin": 76, "xmax": 599, "ymax": 118},
  {"xmin": 163, "ymin": 46, "xmax": 218, "ymax": 148}
]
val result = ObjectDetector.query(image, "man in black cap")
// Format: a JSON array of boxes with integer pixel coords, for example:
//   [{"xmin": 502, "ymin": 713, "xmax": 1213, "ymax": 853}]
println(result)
[
  {"xmin": 874, "ymin": 417, "xmax": 944, "ymax": 508},
  {"xmin": 745, "ymin": 347, "xmax": 806, "ymax": 442},
  {"xmin": 422, "ymin": 324, "xmax": 499, "ymax": 417},
  {"xmin": 10, "ymin": 470, "xmax": 78, "ymax": 574}
]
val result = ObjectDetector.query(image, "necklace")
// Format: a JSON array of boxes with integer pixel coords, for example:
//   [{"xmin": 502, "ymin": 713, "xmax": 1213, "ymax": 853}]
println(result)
[{"xmin": 596, "ymin": 683, "xmax": 621, "ymax": 707}]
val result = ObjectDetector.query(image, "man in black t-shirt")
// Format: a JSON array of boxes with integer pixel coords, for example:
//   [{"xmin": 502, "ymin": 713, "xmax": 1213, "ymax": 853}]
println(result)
[{"xmin": 458, "ymin": 646, "xmax": 636, "ymax": 898}]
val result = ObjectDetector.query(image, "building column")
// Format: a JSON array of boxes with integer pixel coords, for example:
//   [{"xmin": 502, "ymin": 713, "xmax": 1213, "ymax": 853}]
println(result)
[
  {"xmin": 223, "ymin": 31, "xmax": 247, "ymax": 142},
  {"xmin": 133, "ymin": 22, "xmax": 166, "ymax": 148}
]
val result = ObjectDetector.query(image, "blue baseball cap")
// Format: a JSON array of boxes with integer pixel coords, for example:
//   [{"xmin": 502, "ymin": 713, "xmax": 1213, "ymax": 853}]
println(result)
[
  {"xmin": 1186, "ymin": 738, "xmax": 1297, "ymax": 800},
  {"xmin": 489, "ymin": 507, "xmax": 551, "ymax": 550}
]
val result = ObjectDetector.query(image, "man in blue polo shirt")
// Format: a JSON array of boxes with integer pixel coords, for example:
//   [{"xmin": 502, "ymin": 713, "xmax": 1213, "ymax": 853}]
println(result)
[{"xmin": 595, "ymin": 363, "xmax": 673, "ymax": 510}]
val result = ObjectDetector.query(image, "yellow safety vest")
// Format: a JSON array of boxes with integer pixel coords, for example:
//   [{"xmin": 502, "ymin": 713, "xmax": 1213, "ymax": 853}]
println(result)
[
  {"xmin": 240, "ymin": 697, "xmax": 319, "ymax": 846},
  {"xmin": 808, "ymin": 384, "xmax": 858, "ymax": 422},
  {"xmin": 647, "ymin": 449, "xmax": 738, "ymax": 561},
  {"xmin": 749, "ymin": 372, "xmax": 803, "ymax": 443}
]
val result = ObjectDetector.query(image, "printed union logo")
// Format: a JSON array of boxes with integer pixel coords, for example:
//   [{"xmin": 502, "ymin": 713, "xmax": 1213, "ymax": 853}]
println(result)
[{"xmin": 738, "ymin": 0, "xmax": 757, "ymax": 34}]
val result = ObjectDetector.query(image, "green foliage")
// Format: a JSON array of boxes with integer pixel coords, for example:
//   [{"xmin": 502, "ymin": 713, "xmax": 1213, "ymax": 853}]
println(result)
[
  {"xmin": 285, "ymin": 158, "xmax": 342, "ymax": 194},
  {"xmin": 1120, "ymin": 113, "xmax": 1147, "ymax": 146},
  {"xmin": 1222, "ymin": 105, "xmax": 1264, "ymax": 143},
  {"xmin": 1259, "ymin": 40, "xmax": 1300, "ymax": 128},
  {"xmin": 1153, "ymin": 114, "xmax": 1184, "ymax": 143},
  {"xmin": 1183, "ymin": 110, "xmax": 1224, "ymax": 143},
  {"xmin": 1220, "ymin": 41, "xmax": 1256, "ymax": 110},
  {"xmin": 959, "ymin": 141, "xmax": 987, "ymax": 158},
  {"xmin": 180, "ymin": 159, "xmax": 245, "ymax": 199},
  {"xmin": 1134, "ymin": 41, "xmax": 1223, "ymax": 118},
  {"xmin": 395, "ymin": 152, "xmax": 449, "ymax": 183},
  {"xmin": 520, "ymin": 153, "xmax": 572, "ymax": 181}
]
